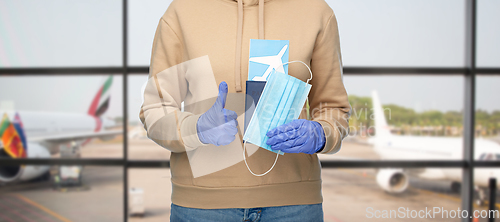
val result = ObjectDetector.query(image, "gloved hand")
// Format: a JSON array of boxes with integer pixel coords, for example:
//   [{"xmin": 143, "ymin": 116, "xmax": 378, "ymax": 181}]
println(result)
[
  {"xmin": 266, "ymin": 119, "xmax": 325, "ymax": 154},
  {"xmin": 197, "ymin": 81, "xmax": 238, "ymax": 146}
]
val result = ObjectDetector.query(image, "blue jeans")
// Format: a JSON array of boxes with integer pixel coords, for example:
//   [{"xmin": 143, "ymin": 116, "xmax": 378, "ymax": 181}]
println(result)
[{"xmin": 170, "ymin": 203, "xmax": 324, "ymax": 222}]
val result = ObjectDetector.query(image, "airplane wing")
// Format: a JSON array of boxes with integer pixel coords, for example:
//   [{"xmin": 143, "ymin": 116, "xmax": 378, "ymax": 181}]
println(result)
[
  {"xmin": 249, "ymin": 56, "xmax": 275, "ymax": 65},
  {"xmin": 252, "ymin": 66, "xmax": 274, "ymax": 81},
  {"xmin": 28, "ymin": 130, "xmax": 122, "ymax": 144}
]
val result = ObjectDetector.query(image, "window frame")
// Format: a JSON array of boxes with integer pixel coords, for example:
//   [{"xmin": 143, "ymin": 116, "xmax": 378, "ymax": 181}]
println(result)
[{"xmin": 0, "ymin": 1, "xmax": 499, "ymax": 221}]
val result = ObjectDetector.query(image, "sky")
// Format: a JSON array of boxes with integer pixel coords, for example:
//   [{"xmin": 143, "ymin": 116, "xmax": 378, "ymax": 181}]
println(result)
[{"xmin": 0, "ymin": 0, "xmax": 499, "ymax": 122}]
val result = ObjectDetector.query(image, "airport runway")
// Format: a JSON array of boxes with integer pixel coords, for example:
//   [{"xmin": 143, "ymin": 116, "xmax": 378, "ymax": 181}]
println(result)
[{"xmin": 0, "ymin": 139, "xmax": 494, "ymax": 222}]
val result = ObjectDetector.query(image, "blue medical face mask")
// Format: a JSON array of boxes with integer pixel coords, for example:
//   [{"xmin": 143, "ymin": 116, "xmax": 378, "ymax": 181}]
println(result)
[{"xmin": 243, "ymin": 61, "xmax": 312, "ymax": 176}]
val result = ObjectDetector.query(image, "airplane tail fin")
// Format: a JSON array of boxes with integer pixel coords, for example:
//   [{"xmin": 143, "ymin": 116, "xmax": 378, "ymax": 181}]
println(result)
[
  {"xmin": 0, "ymin": 113, "xmax": 27, "ymax": 158},
  {"xmin": 371, "ymin": 91, "xmax": 391, "ymax": 137},
  {"xmin": 88, "ymin": 76, "xmax": 113, "ymax": 117}
]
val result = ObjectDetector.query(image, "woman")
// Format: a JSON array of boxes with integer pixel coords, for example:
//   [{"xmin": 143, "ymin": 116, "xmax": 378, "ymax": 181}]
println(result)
[{"xmin": 140, "ymin": 0, "xmax": 351, "ymax": 221}]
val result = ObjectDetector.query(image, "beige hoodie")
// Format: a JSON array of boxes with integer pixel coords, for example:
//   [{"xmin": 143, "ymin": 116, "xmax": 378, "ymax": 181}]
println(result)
[{"xmin": 140, "ymin": 0, "xmax": 351, "ymax": 209}]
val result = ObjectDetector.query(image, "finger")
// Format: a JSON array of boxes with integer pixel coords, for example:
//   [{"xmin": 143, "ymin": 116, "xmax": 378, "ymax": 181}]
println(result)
[
  {"xmin": 271, "ymin": 139, "xmax": 298, "ymax": 152},
  {"xmin": 292, "ymin": 134, "xmax": 309, "ymax": 148},
  {"xmin": 272, "ymin": 135, "xmax": 308, "ymax": 153},
  {"xmin": 214, "ymin": 81, "xmax": 228, "ymax": 110},
  {"xmin": 266, "ymin": 123, "xmax": 307, "ymax": 146},
  {"xmin": 217, "ymin": 134, "xmax": 235, "ymax": 146},
  {"xmin": 223, "ymin": 120, "xmax": 238, "ymax": 135},
  {"xmin": 266, "ymin": 129, "xmax": 299, "ymax": 146},
  {"xmin": 224, "ymin": 109, "xmax": 238, "ymax": 121},
  {"xmin": 266, "ymin": 123, "xmax": 296, "ymax": 139},
  {"xmin": 278, "ymin": 135, "xmax": 314, "ymax": 154},
  {"xmin": 266, "ymin": 119, "xmax": 305, "ymax": 138},
  {"xmin": 266, "ymin": 136, "xmax": 282, "ymax": 146}
]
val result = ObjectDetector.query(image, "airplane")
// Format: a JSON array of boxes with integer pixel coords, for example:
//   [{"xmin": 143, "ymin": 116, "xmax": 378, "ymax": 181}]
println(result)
[
  {"xmin": 369, "ymin": 91, "xmax": 500, "ymax": 205},
  {"xmin": 249, "ymin": 44, "xmax": 288, "ymax": 81},
  {"xmin": 0, "ymin": 76, "xmax": 121, "ymax": 185}
]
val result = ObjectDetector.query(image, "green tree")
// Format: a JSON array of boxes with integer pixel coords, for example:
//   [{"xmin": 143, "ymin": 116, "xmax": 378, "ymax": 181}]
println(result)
[{"xmin": 346, "ymin": 95, "xmax": 500, "ymax": 137}]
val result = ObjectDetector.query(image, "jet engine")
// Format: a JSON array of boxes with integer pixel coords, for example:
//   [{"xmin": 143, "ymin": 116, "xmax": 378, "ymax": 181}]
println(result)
[
  {"xmin": 0, "ymin": 143, "xmax": 50, "ymax": 183},
  {"xmin": 376, "ymin": 169, "xmax": 409, "ymax": 193}
]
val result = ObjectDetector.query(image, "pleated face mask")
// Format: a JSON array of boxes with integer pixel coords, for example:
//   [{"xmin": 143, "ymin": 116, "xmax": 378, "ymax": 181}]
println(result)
[{"xmin": 243, "ymin": 61, "xmax": 312, "ymax": 176}]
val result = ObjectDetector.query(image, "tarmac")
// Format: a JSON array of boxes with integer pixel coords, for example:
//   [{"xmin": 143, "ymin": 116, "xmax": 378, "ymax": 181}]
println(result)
[{"xmin": 0, "ymin": 138, "xmax": 495, "ymax": 222}]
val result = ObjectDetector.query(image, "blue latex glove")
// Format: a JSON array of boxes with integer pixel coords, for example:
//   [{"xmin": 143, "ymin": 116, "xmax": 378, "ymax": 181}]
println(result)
[
  {"xmin": 197, "ymin": 81, "xmax": 238, "ymax": 146},
  {"xmin": 266, "ymin": 119, "xmax": 326, "ymax": 154}
]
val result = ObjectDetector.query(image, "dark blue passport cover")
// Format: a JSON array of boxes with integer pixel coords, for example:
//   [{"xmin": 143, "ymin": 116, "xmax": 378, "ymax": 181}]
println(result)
[{"xmin": 244, "ymin": 81, "xmax": 266, "ymax": 133}]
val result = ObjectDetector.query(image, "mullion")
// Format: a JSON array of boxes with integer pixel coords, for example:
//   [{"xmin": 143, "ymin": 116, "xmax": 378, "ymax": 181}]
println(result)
[
  {"xmin": 122, "ymin": 0, "xmax": 129, "ymax": 221},
  {"xmin": 461, "ymin": 0, "xmax": 477, "ymax": 221},
  {"xmin": 1, "ymin": 67, "xmax": 500, "ymax": 75}
]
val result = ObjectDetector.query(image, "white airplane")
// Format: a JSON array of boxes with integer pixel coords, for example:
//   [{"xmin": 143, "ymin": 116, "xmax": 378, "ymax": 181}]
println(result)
[
  {"xmin": 0, "ymin": 76, "xmax": 121, "ymax": 184},
  {"xmin": 249, "ymin": 44, "xmax": 288, "ymax": 81},
  {"xmin": 369, "ymin": 91, "xmax": 500, "ymax": 205}
]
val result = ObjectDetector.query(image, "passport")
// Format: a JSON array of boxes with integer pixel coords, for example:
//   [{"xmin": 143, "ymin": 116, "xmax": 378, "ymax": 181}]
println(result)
[{"xmin": 244, "ymin": 81, "xmax": 266, "ymax": 133}]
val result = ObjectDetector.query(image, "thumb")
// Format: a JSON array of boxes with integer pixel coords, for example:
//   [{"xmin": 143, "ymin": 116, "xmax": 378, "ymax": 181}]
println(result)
[{"xmin": 214, "ymin": 81, "xmax": 228, "ymax": 110}]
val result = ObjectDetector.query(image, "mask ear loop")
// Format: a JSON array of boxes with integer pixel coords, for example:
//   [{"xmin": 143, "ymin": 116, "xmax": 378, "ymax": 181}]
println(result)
[
  {"xmin": 242, "ymin": 60, "xmax": 313, "ymax": 177},
  {"xmin": 283, "ymin": 60, "xmax": 313, "ymax": 84},
  {"xmin": 243, "ymin": 140, "xmax": 280, "ymax": 177},
  {"xmin": 284, "ymin": 60, "xmax": 313, "ymax": 119}
]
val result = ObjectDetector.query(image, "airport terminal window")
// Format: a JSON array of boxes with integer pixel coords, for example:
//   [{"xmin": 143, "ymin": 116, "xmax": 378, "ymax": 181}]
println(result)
[
  {"xmin": 475, "ymin": 75, "xmax": 500, "ymax": 162},
  {"xmin": 0, "ymin": 75, "xmax": 124, "ymax": 160},
  {"xmin": 334, "ymin": 75, "xmax": 466, "ymax": 160},
  {"xmin": 477, "ymin": 0, "xmax": 500, "ymax": 67},
  {"xmin": 0, "ymin": 0, "xmax": 498, "ymax": 221},
  {"xmin": 473, "ymin": 168, "xmax": 500, "ymax": 217},
  {"xmin": 127, "ymin": 0, "xmax": 173, "ymax": 66},
  {"xmin": 128, "ymin": 168, "xmax": 171, "ymax": 219},
  {"xmin": 0, "ymin": 1, "xmax": 123, "ymax": 67},
  {"xmin": 322, "ymin": 168, "xmax": 465, "ymax": 222},
  {"xmin": 325, "ymin": 0, "xmax": 466, "ymax": 67},
  {"xmin": 0, "ymin": 165, "xmax": 124, "ymax": 222}
]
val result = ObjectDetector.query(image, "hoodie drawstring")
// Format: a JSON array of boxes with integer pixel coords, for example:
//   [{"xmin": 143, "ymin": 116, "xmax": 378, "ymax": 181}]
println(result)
[
  {"xmin": 259, "ymin": 0, "xmax": 264, "ymax": 39},
  {"xmin": 234, "ymin": 0, "xmax": 243, "ymax": 92},
  {"xmin": 234, "ymin": 0, "xmax": 265, "ymax": 92}
]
